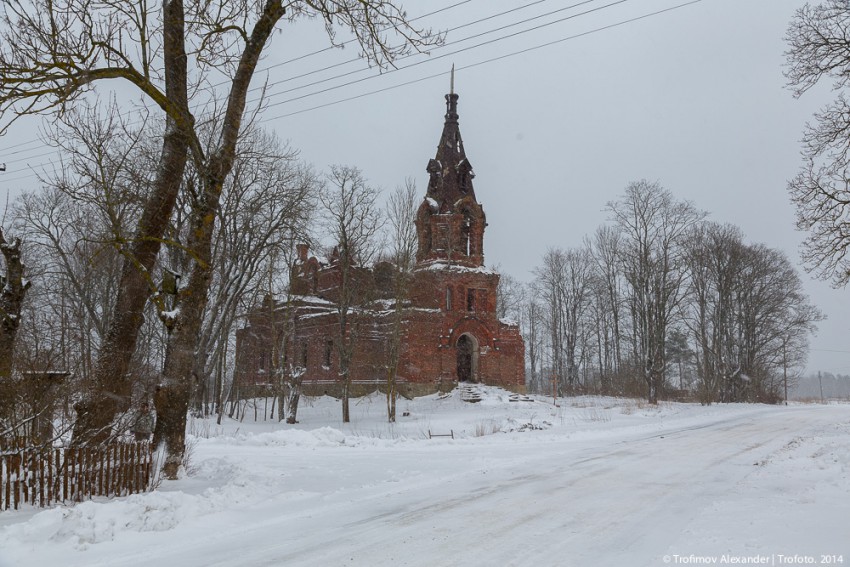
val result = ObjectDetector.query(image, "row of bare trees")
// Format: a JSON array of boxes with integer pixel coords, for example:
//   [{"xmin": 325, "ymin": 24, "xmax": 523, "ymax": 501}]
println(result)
[
  {"xmin": 507, "ymin": 180, "xmax": 822, "ymax": 405},
  {"xmin": 2, "ymin": 111, "xmax": 421, "ymax": 447},
  {"xmin": 1, "ymin": 0, "xmax": 439, "ymax": 476},
  {"xmin": 2, "ymin": 113, "xmax": 316, "ymax": 429}
]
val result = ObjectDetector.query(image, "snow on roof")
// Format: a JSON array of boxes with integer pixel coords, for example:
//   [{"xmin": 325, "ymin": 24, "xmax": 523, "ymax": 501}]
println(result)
[
  {"xmin": 288, "ymin": 295, "xmax": 335, "ymax": 306},
  {"xmin": 416, "ymin": 261, "xmax": 498, "ymax": 275},
  {"xmin": 299, "ymin": 311, "xmax": 336, "ymax": 320}
]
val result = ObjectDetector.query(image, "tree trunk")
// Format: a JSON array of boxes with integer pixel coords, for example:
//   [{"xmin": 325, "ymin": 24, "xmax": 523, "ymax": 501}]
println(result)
[
  {"xmin": 153, "ymin": 0, "xmax": 287, "ymax": 474},
  {"xmin": 0, "ymin": 230, "xmax": 31, "ymax": 422},
  {"xmin": 285, "ymin": 369, "xmax": 304, "ymax": 424},
  {"xmin": 72, "ymin": 0, "xmax": 191, "ymax": 445},
  {"xmin": 341, "ymin": 377, "xmax": 351, "ymax": 423},
  {"xmin": 387, "ymin": 376, "xmax": 397, "ymax": 423},
  {"xmin": 152, "ymin": 366, "xmax": 191, "ymax": 478}
]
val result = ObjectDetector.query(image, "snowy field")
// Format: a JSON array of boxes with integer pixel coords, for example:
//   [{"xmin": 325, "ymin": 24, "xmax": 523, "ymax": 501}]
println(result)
[{"xmin": 1, "ymin": 388, "xmax": 848, "ymax": 567}]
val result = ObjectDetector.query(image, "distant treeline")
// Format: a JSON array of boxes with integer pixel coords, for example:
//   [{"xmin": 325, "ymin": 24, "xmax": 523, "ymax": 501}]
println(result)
[{"xmin": 790, "ymin": 373, "xmax": 850, "ymax": 401}]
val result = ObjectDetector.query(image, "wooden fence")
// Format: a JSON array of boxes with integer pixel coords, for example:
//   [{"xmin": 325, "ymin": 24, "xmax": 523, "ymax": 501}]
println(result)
[{"xmin": 0, "ymin": 442, "xmax": 153, "ymax": 511}]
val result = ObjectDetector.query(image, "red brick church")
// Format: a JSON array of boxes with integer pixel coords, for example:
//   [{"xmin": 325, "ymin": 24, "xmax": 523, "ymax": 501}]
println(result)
[{"xmin": 235, "ymin": 88, "xmax": 525, "ymax": 397}]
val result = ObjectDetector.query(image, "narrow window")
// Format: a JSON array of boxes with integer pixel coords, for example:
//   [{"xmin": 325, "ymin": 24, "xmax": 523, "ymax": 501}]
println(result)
[
  {"xmin": 446, "ymin": 287, "xmax": 452, "ymax": 311},
  {"xmin": 323, "ymin": 339, "xmax": 333, "ymax": 368},
  {"xmin": 462, "ymin": 217, "xmax": 471, "ymax": 256},
  {"xmin": 300, "ymin": 342, "xmax": 309, "ymax": 369},
  {"xmin": 258, "ymin": 350, "xmax": 266, "ymax": 371},
  {"xmin": 437, "ymin": 225, "xmax": 449, "ymax": 251},
  {"xmin": 467, "ymin": 288, "xmax": 476, "ymax": 312}
]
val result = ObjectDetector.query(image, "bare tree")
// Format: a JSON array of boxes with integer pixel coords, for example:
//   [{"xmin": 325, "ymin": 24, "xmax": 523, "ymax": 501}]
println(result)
[
  {"xmin": 733, "ymin": 244, "xmax": 822, "ymax": 402},
  {"xmin": 587, "ymin": 226, "xmax": 626, "ymax": 392},
  {"xmin": 522, "ymin": 282, "xmax": 544, "ymax": 394},
  {"xmin": 319, "ymin": 165, "xmax": 383, "ymax": 423},
  {"xmin": 177, "ymin": 128, "xmax": 316, "ymax": 416},
  {"xmin": 1, "ymin": 0, "xmax": 439, "ymax": 456},
  {"xmin": 153, "ymin": 123, "xmax": 316, "ymax": 474},
  {"xmin": 785, "ymin": 0, "xmax": 850, "ymax": 287},
  {"xmin": 1, "ymin": 0, "xmax": 196, "ymax": 444},
  {"xmin": 607, "ymin": 180, "xmax": 705, "ymax": 404},
  {"xmin": 683, "ymin": 222, "xmax": 822, "ymax": 403},
  {"xmin": 383, "ymin": 179, "xmax": 417, "ymax": 422},
  {"xmin": 683, "ymin": 223, "xmax": 746, "ymax": 403},
  {"xmin": 16, "ymin": 107, "xmax": 161, "ymax": 382},
  {"xmin": 495, "ymin": 269, "xmax": 524, "ymax": 322},
  {"xmin": 0, "ymin": 227, "xmax": 31, "ymax": 424},
  {"xmin": 533, "ymin": 246, "xmax": 593, "ymax": 394},
  {"xmin": 276, "ymin": 272, "xmax": 308, "ymax": 425}
]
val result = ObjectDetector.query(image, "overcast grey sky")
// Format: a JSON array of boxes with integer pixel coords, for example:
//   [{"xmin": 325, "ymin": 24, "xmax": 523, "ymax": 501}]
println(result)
[{"xmin": 1, "ymin": 0, "xmax": 848, "ymax": 375}]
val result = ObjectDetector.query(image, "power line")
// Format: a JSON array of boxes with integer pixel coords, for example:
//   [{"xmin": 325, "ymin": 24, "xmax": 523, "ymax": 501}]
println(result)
[
  {"xmin": 248, "ymin": 0, "xmax": 601, "ymax": 107},
  {"xmin": 0, "ymin": 0, "xmax": 475, "ymax": 157},
  {"xmin": 0, "ymin": 139, "xmax": 43, "ymax": 156},
  {"xmin": 212, "ymin": 0, "xmax": 477, "ymax": 90},
  {"xmin": 0, "ymin": 0, "xmax": 705, "ymax": 182},
  {"xmin": 0, "ymin": 0, "xmax": 606, "ymax": 165},
  {"xmin": 246, "ymin": 0, "xmax": 564, "ymax": 98},
  {"xmin": 0, "ymin": 0, "xmax": 557, "ymax": 161},
  {"xmin": 263, "ymin": 0, "xmax": 704, "ymax": 122},
  {"xmin": 3, "ymin": 148, "xmax": 69, "ymax": 168}
]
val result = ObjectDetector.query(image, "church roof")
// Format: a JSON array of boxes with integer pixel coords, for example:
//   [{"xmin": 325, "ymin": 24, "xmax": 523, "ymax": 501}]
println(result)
[{"xmin": 426, "ymin": 84, "xmax": 476, "ymax": 207}]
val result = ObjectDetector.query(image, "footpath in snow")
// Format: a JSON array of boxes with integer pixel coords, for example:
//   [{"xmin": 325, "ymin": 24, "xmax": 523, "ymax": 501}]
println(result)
[{"xmin": 1, "ymin": 388, "xmax": 848, "ymax": 567}]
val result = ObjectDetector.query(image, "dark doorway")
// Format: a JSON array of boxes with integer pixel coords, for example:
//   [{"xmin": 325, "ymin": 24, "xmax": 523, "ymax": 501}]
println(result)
[{"xmin": 456, "ymin": 334, "xmax": 479, "ymax": 383}]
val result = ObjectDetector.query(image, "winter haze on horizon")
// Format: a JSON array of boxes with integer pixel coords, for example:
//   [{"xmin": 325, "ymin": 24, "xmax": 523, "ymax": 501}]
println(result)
[{"xmin": 1, "ymin": 0, "xmax": 848, "ymax": 376}]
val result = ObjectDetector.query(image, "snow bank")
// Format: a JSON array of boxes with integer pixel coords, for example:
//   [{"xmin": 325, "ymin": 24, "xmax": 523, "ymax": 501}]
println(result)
[{"xmin": 1, "ymin": 393, "xmax": 847, "ymax": 567}]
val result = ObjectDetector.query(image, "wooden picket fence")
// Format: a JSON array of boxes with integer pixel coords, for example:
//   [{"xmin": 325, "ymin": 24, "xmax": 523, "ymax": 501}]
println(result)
[{"xmin": 0, "ymin": 442, "xmax": 153, "ymax": 511}]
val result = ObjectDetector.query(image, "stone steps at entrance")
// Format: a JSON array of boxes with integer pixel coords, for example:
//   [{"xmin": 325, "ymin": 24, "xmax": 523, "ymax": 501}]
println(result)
[
  {"xmin": 456, "ymin": 382, "xmax": 483, "ymax": 403},
  {"xmin": 508, "ymin": 392, "xmax": 534, "ymax": 402},
  {"xmin": 455, "ymin": 383, "xmax": 534, "ymax": 403}
]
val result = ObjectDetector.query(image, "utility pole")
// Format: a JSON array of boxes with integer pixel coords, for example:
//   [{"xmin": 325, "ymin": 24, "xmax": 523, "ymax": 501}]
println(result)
[{"xmin": 818, "ymin": 371, "xmax": 824, "ymax": 404}]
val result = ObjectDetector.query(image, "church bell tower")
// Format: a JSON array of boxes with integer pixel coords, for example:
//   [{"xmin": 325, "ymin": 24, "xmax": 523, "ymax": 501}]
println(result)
[{"xmin": 415, "ymin": 79, "xmax": 487, "ymax": 268}]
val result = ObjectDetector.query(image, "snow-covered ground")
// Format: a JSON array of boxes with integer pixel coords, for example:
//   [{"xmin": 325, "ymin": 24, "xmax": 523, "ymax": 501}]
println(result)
[{"xmin": 1, "ymin": 388, "xmax": 848, "ymax": 567}]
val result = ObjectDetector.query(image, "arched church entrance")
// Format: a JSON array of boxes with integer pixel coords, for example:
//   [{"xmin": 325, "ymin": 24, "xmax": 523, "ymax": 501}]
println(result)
[{"xmin": 456, "ymin": 333, "xmax": 479, "ymax": 383}]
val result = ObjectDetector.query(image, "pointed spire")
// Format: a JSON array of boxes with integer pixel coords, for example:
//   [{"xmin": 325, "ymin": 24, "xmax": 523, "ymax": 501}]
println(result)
[
  {"xmin": 444, "ymin": 65, "xmax": 459, "ymax": 126},
  {"xmin": 428, "ymin": 68, "xmax": 471, "ymax": 203},
  {"xmin": 416, "ymin": 80, "xmax": 487, "ymax": 267}
]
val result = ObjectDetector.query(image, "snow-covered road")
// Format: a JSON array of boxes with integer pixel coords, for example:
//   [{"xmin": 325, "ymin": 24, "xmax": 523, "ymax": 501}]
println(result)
[{"xmin": 2, "ymin": 397, "xmax": 848, "ymax": 566}]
